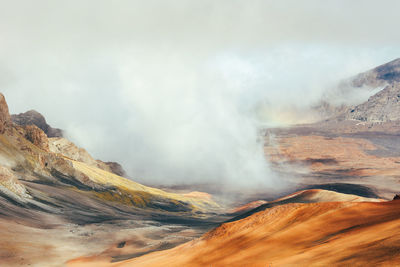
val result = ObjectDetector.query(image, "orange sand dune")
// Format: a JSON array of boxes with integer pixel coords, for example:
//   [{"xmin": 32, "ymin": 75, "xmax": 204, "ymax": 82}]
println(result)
[
  {"xmin": 230, "ymin": 189, "xmax": 382, "ymax": 214},
  {"xmin": 230, "ymin": 199, "xmax": 267, "ymax": 214},
  {"xmin": 273, "ymin": 188, "xmax": 383, "ymax": 203},
  {"xmin": 86, "ymin": 199, "xmax": 400, "ymax": 267}
]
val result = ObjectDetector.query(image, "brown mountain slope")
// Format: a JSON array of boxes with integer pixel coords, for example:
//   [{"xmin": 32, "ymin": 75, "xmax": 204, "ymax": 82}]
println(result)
[
  {"xmin": 12, "ymin": 109, "xmax": 129, "ymax": 177},
  {"xmin": 98, "ymin": 198, "xmax": 400, "ymax": 267},
  {"xmin": 0, "ymin": 93, "xmax": 222, "ymax": 266}
]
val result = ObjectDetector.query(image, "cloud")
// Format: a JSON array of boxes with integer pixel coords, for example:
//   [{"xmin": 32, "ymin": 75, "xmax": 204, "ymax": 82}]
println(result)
[{"xmin": 1, "ymin": 0, "xmax": 400, "ymax": 190}]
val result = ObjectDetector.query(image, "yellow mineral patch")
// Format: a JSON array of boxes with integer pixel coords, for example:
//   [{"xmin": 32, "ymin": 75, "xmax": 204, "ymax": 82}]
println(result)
[{"xmin": 70, "ymin": 160, "xmax": 220, "ymax": 212}]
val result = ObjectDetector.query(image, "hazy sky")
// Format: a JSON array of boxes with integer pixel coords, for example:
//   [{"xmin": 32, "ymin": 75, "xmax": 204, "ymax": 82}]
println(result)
[{"xmin": 1, "ymin": 0, "xmax": 400, "ymax": 189}]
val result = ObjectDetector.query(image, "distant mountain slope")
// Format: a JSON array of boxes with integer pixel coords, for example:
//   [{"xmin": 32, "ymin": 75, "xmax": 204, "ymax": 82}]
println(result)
[
  {"xmin": 352, "ymin": 58, "xmax": 400, "ymax": 87},
  {"xmin": 315, "ymin": 58, "xmax": 400, "ymax": 123},
  {"xmin": 340, "ymin": 58, "xmax": 400, "ymax": 122},
  {"xmin": 343, "ymin": 82, "xmax": 400, "ymax": 122}
]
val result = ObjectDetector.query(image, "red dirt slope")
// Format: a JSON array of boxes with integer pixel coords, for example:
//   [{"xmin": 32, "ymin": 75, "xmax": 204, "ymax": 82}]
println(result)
[{"xmin": 105, "ymin": 199, "xmax": 400, "ymax": 267}]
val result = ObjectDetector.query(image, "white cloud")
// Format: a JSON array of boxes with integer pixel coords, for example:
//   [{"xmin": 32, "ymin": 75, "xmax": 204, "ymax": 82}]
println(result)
[{"xmin": 1, "ymin": 0, "xmax": 400, "ymax": 189}]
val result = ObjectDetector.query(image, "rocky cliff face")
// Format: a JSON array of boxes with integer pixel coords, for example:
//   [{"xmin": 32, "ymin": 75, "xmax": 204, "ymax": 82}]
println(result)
[
  {"xmin": 316, "ymin": 58, "xmax": 400, "ymax": 123},
  {"xmin": 48, "ymin": 137, "xmax": 127, "ymax": 176},
  {"xmin": 11, "ymin": 110, "xmax": 63, "ymax": 137},
  {"xmin": 23, "ymin": 125, "xmax": 50, "ymax": 152},
  {"xmin": 352, "ymin": 58, "xmax": 400, "ymax": 87},
  {"xmin": 0, "ymin": 166, "xmax": 31, "ymax": 200},
  {"xmin": 344, "ymin": 82, "xmax": 400, "ymax": 122},
  {"xmin": 49, "ymin": 137, "xmax": 100, "ymax": 166},
  {"xmin": 11, "ymin": 110, "xmax": 129, "ymax": 176},
  {"xmin": 0, "ymin": 93, "xmax": 11, "ymax": 134}
]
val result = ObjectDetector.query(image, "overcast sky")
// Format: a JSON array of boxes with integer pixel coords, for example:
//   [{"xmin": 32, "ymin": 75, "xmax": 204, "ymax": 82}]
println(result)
[{"xmin": 1, "ymin": 0, "xmax": 400, "ymax": 189}]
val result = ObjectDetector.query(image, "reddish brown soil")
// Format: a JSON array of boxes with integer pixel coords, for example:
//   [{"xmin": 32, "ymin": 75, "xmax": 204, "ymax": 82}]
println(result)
[
  {"xmin": 266, "ymin": 135, "xmax": 400, "ymax": 177},
  {"xmin": 80, "ymin": 199, "xmax": 400, "ymax": 267}
]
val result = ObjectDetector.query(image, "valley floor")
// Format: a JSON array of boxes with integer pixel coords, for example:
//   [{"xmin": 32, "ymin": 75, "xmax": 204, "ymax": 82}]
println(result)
[{"xmin": 67, "ymin": 123, "xmax": 400, "ymax": 266}]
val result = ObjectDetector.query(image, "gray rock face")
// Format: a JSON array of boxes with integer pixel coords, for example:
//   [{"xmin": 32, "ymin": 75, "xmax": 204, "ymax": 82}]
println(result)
[
  {"xmin": 11, "ymin": 110, "xmax": 63, "ymax": 137},
  {"xmin": 312, "ymin": 60, "xmax": 400, "ymax": 122},
  {"xmin": 318, "ymin": 58, "xmax": 400, "ymax": 123},
  {"xmin": 344, "ymin": 83, "xmax": 400, "ymax": 122},
  {"xmin": 352, "ymin": 58, "xmax": 400, "ymax": 87}
]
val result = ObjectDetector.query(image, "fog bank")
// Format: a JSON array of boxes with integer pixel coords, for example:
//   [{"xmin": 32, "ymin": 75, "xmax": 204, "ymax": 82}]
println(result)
[{"xmin": 1, "ymin": 0, "xmax": 400, "ymax": 189}]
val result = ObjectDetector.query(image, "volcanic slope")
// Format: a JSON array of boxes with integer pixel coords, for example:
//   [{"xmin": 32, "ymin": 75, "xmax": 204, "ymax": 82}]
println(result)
[
  {"xmin": 0, "ymin": 93, "xmax": 221, "ymax": 266},
  {"xmin": 228, "ymin": 188, "xmax": 383, "ymax": 221},
  {"xmin": 106, "ymin": 191, "xmax": 400, "ymax": 267}
]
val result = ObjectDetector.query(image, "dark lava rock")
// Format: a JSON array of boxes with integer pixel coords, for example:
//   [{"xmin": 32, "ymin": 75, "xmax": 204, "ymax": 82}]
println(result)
[
  {"xmin": 393, "ymin": 194, "xmax": 400, "ymax": 201},
  {"xmin": 117, "ymin": 241, "xmax": 126, "ymax": 248},
  {"xmin": 11, "ymin": 110, "xmax": 63, "ymax": 137}
]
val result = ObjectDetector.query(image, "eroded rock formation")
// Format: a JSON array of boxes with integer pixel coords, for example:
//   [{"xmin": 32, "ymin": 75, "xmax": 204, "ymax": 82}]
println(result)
[
  {"xmin": 12, "ymin": 110, "xmax": 63, "ymax": 137},
  {"xmin": 0, "ymin": 93, "xmax": 11, "ymax": 134},
  {"xmin": 23, "ymin": 125, "xmax": 50, "ymax": 152}
]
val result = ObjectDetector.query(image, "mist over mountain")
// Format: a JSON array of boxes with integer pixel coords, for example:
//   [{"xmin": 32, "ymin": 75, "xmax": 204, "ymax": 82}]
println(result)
[
  {"xmin": 313, "ymin": 58, "xmax": 400, "ymax": 123},
  {"xmin": 2, "ymin": 1, "xmax": 400, "ymax": 266},
  {"xmin": 1, "ymin": 0, "xmax": 400, "ymax": 189}
]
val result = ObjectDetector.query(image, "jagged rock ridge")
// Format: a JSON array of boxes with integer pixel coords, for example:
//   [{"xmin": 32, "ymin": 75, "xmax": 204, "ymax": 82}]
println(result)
[
  {"xmin": 11, "ymin": 110, "xmax": 63, "ymax": 137},
  {"xmin": 11, "ymin": 109, "xmax": 128, "ymax": 177}
]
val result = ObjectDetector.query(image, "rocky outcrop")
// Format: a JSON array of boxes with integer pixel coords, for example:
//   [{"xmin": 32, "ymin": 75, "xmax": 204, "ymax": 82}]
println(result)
[
  {"xmin": 49, "ymin": 137, "xmax": 103, "ymax": 167},
  {"xmin": 104, "ymin": 161, "xmax": 127, "ymax": 177},
  {"xmin": 393, "ymin": 194, "xmax": 400, "ymax": 201},
  {"xmin": 0, "ymin": 166, "xmax": 29, "ymax": 196},
  {"xmin": 23, "ymin": 125, "xmax": 50, "ymax": 151},
  {"xmin": 11, "ymin": 110, "xmax": 63, "ymax": 137},
  {"xmin": 0, "ymin": 166, "xmax": 31, "ymax": 200},
  {"xmin": 315, "ymin": 59, "xmax": 400, "ymax": 123},
  {"xmin": 343, "ymin": 82, "xmax": 400, "ymax": 122},
  {"xmin": 48, "ymin": 137, "xmax": 127, "ymax": 177},
  {"xmin": 352, "ymin": 58, "xmax": 400, "ymax": 88},
  {"xmin": 0, "ymin": 93, "xmax": 11, "ymax": 134}
]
